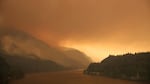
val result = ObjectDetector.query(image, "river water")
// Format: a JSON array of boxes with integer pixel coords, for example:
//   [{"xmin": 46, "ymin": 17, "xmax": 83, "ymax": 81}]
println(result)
[{"xmin": 10, "ymin": 70, "xmax": 148, "ymax": 84}]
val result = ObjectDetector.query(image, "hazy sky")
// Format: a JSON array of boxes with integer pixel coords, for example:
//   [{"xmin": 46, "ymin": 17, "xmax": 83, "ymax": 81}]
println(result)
[{"xmin": 1, "ymin": 0, "xmax": 150, "ymax": 61}]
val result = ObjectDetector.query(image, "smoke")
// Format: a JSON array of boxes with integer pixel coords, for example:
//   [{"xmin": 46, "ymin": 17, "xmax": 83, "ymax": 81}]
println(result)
[{"xmin": 0, "ymin": 0, "xmax": 150, "ymax": 48}]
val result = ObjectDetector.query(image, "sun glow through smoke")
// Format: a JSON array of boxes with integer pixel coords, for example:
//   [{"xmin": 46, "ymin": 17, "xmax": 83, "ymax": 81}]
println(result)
[{"xmin": 62, "ymin": 41, "xmax": 150, "ymax": 62}]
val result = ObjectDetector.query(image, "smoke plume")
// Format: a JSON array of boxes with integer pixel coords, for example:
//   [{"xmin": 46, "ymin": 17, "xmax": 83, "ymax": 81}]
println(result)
[{"xmin": 0, "ymin": 0, "xmax": 150, "ymax": 61}]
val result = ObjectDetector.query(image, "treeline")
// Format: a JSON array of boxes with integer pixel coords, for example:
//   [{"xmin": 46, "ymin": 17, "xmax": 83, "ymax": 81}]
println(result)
[
  {"xmin": 84, "ymin": 52, "xmax": 150, "ymax": 81},
  {"xmin": 0, "ymin": 54, "xmax": 24, "ymax": 84}
]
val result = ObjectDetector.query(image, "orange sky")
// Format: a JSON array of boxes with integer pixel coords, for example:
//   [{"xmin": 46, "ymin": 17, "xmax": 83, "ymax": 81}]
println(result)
[{"xmin": 0, "ymin": 0, "xmax": 150, "ymax": 61}]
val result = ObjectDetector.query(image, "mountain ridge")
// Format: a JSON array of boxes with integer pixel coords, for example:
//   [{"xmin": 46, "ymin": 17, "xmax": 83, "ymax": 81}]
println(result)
[
  {"xmin": 0, "ymin": 28, "xmax": 92, "ymax": 72},
  {"xmin": 84, "ymin": 52, "xmax": 150, "ymax": 81}
]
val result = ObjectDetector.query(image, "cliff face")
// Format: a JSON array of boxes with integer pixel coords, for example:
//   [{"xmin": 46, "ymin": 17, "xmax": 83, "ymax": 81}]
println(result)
[{"xmin": 84, "ymin": 52, "xmax": 150, "ymax": 81}]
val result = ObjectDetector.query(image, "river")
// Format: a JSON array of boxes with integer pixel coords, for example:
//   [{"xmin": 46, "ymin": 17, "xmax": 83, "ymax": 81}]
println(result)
[{"xmin": 10, "ymin": 70, "xmax": 148, "ymax": 84}]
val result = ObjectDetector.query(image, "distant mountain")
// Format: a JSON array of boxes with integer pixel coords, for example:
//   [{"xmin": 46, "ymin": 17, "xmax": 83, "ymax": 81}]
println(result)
[
  {"xmin": 84, "ymin": 52, "xmax": 150, "ymax": 81},
  {"xmin": 63, "ymin": 48, "xmax": 91, "ymax": 69},
  {"xmin": 0, "ymin": 28, "xmax": 92, "ymax": 73}
]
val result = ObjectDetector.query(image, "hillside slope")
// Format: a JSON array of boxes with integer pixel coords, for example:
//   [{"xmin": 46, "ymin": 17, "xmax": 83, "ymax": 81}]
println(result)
[
  {"xmin": 0, "ymin": 28, "xmax": 92, "ymax": 72},
  {"xmin": 85, "ymin": 52, "xmax": 150, "ymax": 81}
]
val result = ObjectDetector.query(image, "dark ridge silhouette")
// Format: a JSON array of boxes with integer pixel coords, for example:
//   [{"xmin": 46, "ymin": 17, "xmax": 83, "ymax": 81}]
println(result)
[
  {"xmin": 2, "ymin": 54, "xmax": 65, "ymax": 73},
  {"xmin": 84, "ymin": 52, "xmax": 150, "ymax": 81}
]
